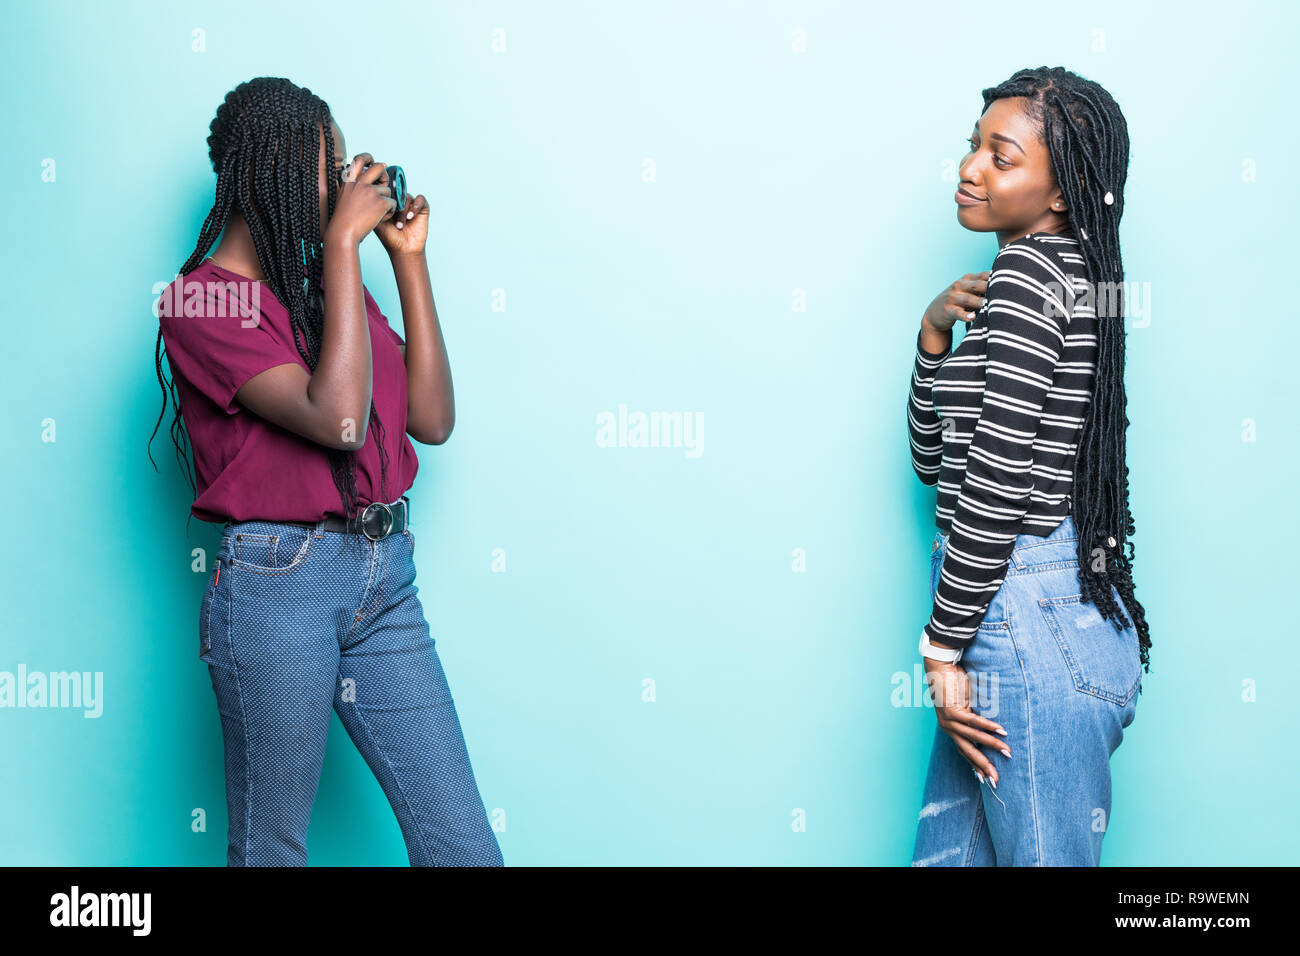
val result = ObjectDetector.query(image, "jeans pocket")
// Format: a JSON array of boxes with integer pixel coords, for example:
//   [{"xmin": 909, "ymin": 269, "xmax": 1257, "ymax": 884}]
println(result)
[
  {"xmin": 1038, "ymin": 594, "xmax": 1141, "ymax": 705},
  {"xmin": 227, "ymin": 523, "xmax": 314, "ymax": 575}
]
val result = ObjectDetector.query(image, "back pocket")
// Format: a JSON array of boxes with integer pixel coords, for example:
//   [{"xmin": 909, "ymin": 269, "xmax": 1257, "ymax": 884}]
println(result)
[{"xmin": 1038, "ymin": 594, "xmax": 1141, "ymax": 705}]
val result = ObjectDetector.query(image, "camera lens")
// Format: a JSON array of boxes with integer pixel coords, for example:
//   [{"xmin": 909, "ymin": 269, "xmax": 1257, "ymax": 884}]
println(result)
[{"xmin": 387, "ymin": 165, "xmax": 406, "ymax": 211}]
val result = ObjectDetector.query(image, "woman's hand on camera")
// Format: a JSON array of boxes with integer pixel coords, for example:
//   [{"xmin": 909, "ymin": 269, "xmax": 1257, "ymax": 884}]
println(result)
[
  {"xmin": 325, "ymin": 152, "xmax": 399, "ymax": 248},
  {"xmin": 921, "ymin": 270, "xmax": 991, "ymax": 335},
  {"xmin": 376, "ymin": 192, "xmax": 429, "ymax": 258},
  {"xmin": 922, "ymin": 654, "xmax": 1008, "ymax": 787}
]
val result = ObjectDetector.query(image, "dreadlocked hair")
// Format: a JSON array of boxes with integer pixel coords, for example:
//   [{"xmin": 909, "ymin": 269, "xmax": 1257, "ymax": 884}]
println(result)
[
  {"xmin": 149, "ymin": 76, "xmax": 391, "ymax": 534},
  {"xmin": 979, "ymin": 66, "xmax": 1151, "ymax": 674}
]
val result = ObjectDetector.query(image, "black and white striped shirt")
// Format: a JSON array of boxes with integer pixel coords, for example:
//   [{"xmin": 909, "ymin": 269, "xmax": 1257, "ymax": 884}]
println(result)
[{"xmin": 908, "ymin": 231, "xmax": 1096, "ymax": 649}]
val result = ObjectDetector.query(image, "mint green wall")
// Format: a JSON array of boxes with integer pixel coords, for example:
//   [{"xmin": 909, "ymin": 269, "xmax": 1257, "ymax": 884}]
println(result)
[{"xmin": 2, "ymin": 0, "xmax": 1295, "ymax": 865}]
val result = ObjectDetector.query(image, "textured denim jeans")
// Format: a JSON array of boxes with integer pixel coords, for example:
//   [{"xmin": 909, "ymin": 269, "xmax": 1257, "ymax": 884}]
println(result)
[
  {"xmin": 198, "ymin": 518, "xmax": 503, "ymax": 866},
  {"xmin": 910, "ymin": 516, "xmax": 1142, "ymax": 866}
]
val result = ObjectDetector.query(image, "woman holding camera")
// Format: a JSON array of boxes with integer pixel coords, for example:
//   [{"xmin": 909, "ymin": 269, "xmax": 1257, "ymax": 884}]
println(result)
[
  {"xmin": 151, "ymin": 77, "xmax": 502, "ymax": 866},
  {"xmin": 906, "ymin": 67, "xmax": 1151, "ymax": 866}
]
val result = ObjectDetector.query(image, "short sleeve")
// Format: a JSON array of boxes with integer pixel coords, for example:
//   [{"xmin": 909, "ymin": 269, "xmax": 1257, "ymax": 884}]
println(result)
[{"xmin": 158, "ymin": 272, "xmax": 304, "ymax": 415}]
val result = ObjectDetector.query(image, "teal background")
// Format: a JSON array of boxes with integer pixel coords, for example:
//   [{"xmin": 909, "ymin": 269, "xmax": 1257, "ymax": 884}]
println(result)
[{"xmin": 2, "ymin": 0, "xmax": 1296, "ymax": 865}]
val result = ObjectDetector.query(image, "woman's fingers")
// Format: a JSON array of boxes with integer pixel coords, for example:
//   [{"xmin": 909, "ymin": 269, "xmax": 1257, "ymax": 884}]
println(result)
[
  {"xmin": 942, "ymin": 713, "xmax": 1002, "ymax": 780},
  {"xmin": 375, "ymin": 186, "xmax": 398, "ymax": 220},
  {"xmin": 941, "ymin": 275, "xmax": 989, "ymax": 321},
  {"xmin": 954, "ymin": 736, "xmax": 999, "ymax": 786},
  {"xmin": 953, "ymin": 706, "xmax": 1008, "ymax": 738},
  {"xmin": 405, "ymin": 194, "xmax": 427, "ymax": 221},
  {"xmin": 947, "ymin": 709, "xmax": 1011, "ymax": 755},
  {"xmin": 358, "ymin": 160, "xmax": 388, "ymax": 186},
  {"xmin": 949, "ymin": 287, "xmax": 986, "ymax": 321},
  {"xmin": 395, "ymin": 194, "xmax": 427, "ymax": 230},
  {"xmin": 343, "ymin": 152, "xmax": 374, "ymax": 183}
]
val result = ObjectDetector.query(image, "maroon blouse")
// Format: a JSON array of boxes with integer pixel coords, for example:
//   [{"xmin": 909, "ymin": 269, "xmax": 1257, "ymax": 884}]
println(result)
[{"xmin": 157, "ymin": 259, "xmax": 419, "ymax": 523}]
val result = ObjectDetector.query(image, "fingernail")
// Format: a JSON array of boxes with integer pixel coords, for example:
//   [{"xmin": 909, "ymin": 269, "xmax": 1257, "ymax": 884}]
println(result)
[
  {"xmin": 995, "ymin": 727, "xmax": 1007, "ymax": 736},
  {"xmin": 990, "ymin": 778, "xmax": 997, "ymax": 790},
  {"xmin": 406, "ymin": 211, "xmax": 414, "ymax": 220},
  {"xmin": 396, "ymin": 221, "xmax": 403, "ymax": 229},
  {"xmin": 1000, "ymin": 748, "xmax": 1011, "ymax": 758},
  {"xmin": 975, "ymin": 770, "xmax": 984, "ymax": 784}
]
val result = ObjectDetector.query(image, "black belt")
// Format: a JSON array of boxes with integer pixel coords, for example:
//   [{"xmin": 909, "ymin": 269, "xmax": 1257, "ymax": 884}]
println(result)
[{"xmin": 285, "ymin": 495, "xmax": 410, "ymax": 542}]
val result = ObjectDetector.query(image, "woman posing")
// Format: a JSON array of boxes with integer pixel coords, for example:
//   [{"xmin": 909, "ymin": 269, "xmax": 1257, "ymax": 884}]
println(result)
[
  {"xmin": 906, "ymin": 67, "xmax": 1151, "ymax": 866},
  {"xmin": 150, "ymin": 77, "xmax": 502, "ymax": 866}
]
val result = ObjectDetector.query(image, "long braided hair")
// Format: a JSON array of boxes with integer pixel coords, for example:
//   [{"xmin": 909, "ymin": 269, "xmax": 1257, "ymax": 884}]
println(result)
[
  {"xmin": 980, "ymin": 66, "xmax": 1151, "ymax": 673},
  {"xmin": 149, "ymin": 77, "xmax": 391, "ymax": 527}
]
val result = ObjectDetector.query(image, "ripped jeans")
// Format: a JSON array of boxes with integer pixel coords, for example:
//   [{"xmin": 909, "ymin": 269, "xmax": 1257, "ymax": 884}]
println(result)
[
  {"xmin": 910, "ymin": 516, "xmax": 1142, "ymax": 866},
  {"xmin": 199, "ymin": 518, "xmax": 503, "ymax": 866}
]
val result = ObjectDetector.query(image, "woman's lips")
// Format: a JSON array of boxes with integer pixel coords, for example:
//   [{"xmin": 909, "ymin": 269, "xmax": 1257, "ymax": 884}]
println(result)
[{"xmin": 955, "ymin": 188, "xmax": 987, "ymax": 206}]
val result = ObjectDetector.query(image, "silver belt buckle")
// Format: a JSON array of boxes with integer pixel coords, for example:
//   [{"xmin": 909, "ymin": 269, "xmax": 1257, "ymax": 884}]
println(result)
[{"xmin": 361, "ymin": 502, "xmax": 394, "ymax": 541}]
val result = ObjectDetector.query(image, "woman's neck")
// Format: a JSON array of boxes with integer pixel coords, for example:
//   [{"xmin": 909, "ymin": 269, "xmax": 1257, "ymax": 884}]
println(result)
[{"xmin": 208, "ymin": 213, "xmax": 266, "ymax": 280}]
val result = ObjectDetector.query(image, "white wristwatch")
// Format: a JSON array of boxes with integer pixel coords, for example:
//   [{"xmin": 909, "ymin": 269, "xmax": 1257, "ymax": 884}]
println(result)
[{"xmin": 919, "ymin": 630, "xmax": 963, "ymax": 663}]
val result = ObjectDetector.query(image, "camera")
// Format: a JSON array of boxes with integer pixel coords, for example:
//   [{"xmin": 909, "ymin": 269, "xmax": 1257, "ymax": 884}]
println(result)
[{"xmin": 340, "ymin": 162, "xmax": 406, "ymax": 213}]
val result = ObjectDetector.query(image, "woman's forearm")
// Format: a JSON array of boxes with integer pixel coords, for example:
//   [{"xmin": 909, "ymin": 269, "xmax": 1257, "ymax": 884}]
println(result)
[
  {"xmin": 391, "ymin": 251, "xmax": 455, "ymax": 444},
  {"xmin": 310, "ymin": 235, "xmax": 374, "ymax": 445}
]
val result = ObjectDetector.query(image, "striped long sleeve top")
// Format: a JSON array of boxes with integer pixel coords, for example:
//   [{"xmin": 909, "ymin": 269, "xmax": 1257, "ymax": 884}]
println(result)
[{"xmin": 908, "ymin": 231, "xmax": 1096, "ymax": 649}]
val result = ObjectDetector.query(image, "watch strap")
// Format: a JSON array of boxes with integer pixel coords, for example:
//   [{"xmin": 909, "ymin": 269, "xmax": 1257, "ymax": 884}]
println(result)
[{"xmin": 919, "ymin": 629, "xmax": 963, "ymax": 663}]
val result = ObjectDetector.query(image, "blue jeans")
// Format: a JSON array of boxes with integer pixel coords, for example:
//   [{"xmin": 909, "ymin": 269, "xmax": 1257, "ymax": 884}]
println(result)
[
  {"xmin": 910, "ymin": 516, "xmax": 1142, "ymax": 866},
  {"xmin": 198, "ymin": 518, "xmax": 503, "ymax": 867}
]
